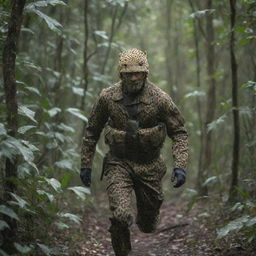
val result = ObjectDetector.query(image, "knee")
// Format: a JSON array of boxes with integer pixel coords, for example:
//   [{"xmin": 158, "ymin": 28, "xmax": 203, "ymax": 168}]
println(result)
[
  {"xmin": 136, "ymin": 212, "xmax": 159, "ymax": 233},
  {"xmin": 112, "ymin": 207, "xmax": 133, "ymax": 227},
  {"xmin": 137, "ymin": 222, "xmax": 156, "ymax": 233}
]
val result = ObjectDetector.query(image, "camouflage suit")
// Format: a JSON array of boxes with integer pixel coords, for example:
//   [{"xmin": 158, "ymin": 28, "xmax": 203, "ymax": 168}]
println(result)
[{"xmin": 81, "ymin": 49, "xmax": 188, "ymax": 256}]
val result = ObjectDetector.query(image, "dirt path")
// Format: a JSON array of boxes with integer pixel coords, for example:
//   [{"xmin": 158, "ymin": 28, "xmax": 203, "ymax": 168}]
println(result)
[
  {"xmin": 75, "ymin": 201, "xmax": 219, "ymax": 256},
  {"xmin": 71, "ymin": 198, "xmax": 256, "ymax": 256}
]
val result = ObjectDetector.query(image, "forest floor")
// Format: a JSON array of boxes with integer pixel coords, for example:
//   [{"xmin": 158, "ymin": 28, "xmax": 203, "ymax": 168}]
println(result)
[{"xmin": 64, "ymin": 197, "xmax": 256, "ymax": 256}]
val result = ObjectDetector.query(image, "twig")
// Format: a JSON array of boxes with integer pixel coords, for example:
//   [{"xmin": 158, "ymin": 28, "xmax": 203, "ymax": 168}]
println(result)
[{"xmin": 156, "ymin": 223, "xmax": 189, "ymax": 233}]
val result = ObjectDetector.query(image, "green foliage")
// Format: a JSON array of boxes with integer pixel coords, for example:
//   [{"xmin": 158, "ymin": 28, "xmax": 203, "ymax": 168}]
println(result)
[
  {"xmin": 189, "ymin": 9, "xmax": 215, "ymax": 19},
  {"xmin": 25, "ymin": 0, "xmax": 66, "ymax": 33},
  {"xmin": 0, "ymin": 205, "xmax": 19, "ymax": 221},
  {"xmin": 207, "ymin": 114, "xmax": 226, "ymax": 133},
  {"xmin": 66, "ymin": 108, "xmax": 88, "ymax": 122},
  {"xmin": 1, "ymin": 0, "xmax": 256, "ymax": 253},
  {"xmin": 217, "ymin": 188, "xmax": 256, "ymax": 243},
  {"xmin": 13, "ymin": 243, "xmax": 32, "ymax": 254},
  {"xmin": 68, "ymin": 186, "xmax": 91, "ymax": 200},
  {"xmin": 185, "ymin": 90, "xmax": 206, "ymax": 98}
]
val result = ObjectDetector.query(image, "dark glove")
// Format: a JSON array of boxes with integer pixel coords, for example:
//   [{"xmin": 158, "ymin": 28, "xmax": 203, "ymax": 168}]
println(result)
[
  {"xmin": 126, "ymin": 119, "xmax": 139, "ymax": 136},
  {"xmin": 80, "ymin": 168, "xmax": 92, "ymax": 187},
  {"xmin": 171, "ymin": 168, "xmax": 186, "ymax": 188}
]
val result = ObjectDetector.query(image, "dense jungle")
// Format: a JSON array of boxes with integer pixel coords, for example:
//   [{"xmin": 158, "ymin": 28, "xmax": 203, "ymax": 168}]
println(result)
[{"xmin": 0, "ymin": 0, "xmax": 256, "ymax": 255}]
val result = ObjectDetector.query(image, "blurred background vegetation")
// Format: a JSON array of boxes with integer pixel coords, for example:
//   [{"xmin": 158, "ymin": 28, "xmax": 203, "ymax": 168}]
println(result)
[{"xmin": 0, "ymin": 0, "xmax": 256, "ymax": 255}]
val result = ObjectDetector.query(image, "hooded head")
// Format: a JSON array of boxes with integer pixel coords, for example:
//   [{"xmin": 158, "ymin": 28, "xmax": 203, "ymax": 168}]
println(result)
[{"xmin": 118, "ymin": 48, "xmax": 149, "ymax": 95}]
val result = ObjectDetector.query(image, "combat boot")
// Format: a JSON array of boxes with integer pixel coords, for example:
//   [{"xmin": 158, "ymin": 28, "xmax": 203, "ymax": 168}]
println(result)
[{"xmin": 109, "ymin": 218, "xmax": 132, "ymax": 256}]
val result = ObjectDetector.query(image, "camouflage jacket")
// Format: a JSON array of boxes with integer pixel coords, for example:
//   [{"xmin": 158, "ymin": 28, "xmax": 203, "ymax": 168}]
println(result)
[{"xmin": 81, "ymin": 80, "xmax": 188, "ymax": 170}]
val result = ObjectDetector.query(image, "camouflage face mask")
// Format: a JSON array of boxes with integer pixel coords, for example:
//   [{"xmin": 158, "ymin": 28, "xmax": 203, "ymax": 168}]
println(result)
[{"xmin": 121, "ymin": 72, "xmax": 146, "ymax": 95}]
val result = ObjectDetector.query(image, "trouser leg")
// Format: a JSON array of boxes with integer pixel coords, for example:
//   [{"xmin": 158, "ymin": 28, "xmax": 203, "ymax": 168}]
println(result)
[
  {"xmin": 133, "ymin": 158, "xmax": 166, "ymax": 233},
  {"xmin": 135, "ymin": 180, "xmax": 163, "ymax": 233},
  {"xmin": 108, "ymin": 218, "xmax": 131, "ymax": 256},
  {"xmin": 105, "ymin": 163, "xmax": 133, "ymax": 256}
]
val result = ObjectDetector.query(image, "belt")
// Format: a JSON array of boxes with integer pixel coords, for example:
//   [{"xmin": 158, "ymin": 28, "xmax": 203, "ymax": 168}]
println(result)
[{"xmin": 109, "ymin": 147, "xmax": 160, "ymax": 164}]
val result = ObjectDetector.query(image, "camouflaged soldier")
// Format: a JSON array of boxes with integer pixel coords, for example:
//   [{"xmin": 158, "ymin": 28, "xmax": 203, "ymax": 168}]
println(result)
[{"xmin": 80, "ymin": 48, "xmax": 188, "ymax": 256}]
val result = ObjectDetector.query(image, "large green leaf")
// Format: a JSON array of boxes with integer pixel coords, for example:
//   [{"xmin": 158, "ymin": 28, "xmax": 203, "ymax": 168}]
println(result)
[
  {"xmin": 18, "ymin": 125, "xmax": 36, "ymax": 134},
  {"xmin": 18, "ymin": 105, "xmax": 37, "ymax": 123},
  {"xmin": 66, "ymin": 108, "xmax": 88, "ymax": 122},
  {"xmin": 37, "ymin": 243, "xmax": 51, "ymax": 256},
  {"xmin": 0, "ymin": 205, "xmax": 19, "ymax": 221},
  {"xmin": 36, "ymin": 190, "xmax": 54, "ymax": 202},
  {"xmin": 189, "ymin": 9, "xmax": 215, "ymax": 19},
  {"xmin": 0, "ymin": 220, "xmax": 10, "ymax": 231},
  {"xmin": 26, "ymin": 0, "xmax": 66, "ymax": 9},
  {"xmin": 7, "ymin": 138, "xmax": 35, "ymax": 162},
  {"xmin": 44, "ymin": 178, "xmax": 62, "ymax": 192},
  {"xmin": 0, "ymin": 137, "xmax": 36, "ymax": 162},
  {"xmin": 58, "ymin": 123, "xmax": 75, "ymax": 133},
  {"xmin": 94, "ymin": 30, "xmax": 108, "ymax": 40},
  {"xmin": 24, "ymin": 86, "xmax": 41, "ymax": 96},
  {"xmin": 246, "ymin": 217, "xmax": 256, "ymax": 227},
  {"xmin": 185, "ymin": 90, "xmax": 206, "ymax": 98},
  {"xmin": 54, "ymin": 221, "xmax": 69, "ymax": 230},
  {"xmin": 21, "ymin": 140, "xmax": 39, "ymax": 152},
  {"xmin": 72, "ymin": 87, "xmax": 85, "ymax": 96},
  {"xmin": 0, "ymin": 137, "xmax": 19, "ymax": 160},
  {"xmin": 202, "ymin": 176, "xmax": 217, "ymax": 187},
  {"xmin": 0, "ymin": 123, "xmax": 7, "ymax": 136},
  {"xmin": 18, "ymin": 162, "xmax": 39, "ymax": 176},
  {"xmin": 9, "ymin": 192, "xmax": 29, "ymax": 209},
  {"xmin": 68, "ymin": 186, "xmax": 91, "ymax": 200},
  {"xmin": 48, "ymin": 107, "xmax": 61, "ymax": 117},
  {"xmin": 217, "ymin": 215, "xmax": 249, "ymax": 239},
  {"xmin": 14, "ymin": 243, "xmax": 32, "ymax": 254},
  {"xmin": 72, "ymin": 87, "xmax": 93, "ymax": 98},
  {"xmin": 207, "ymin": 115, "xmax": 226, "ymax": 133},
  {"xmin": 32, "ymin": 9, "xmax": 62, "ymax": 33},
  {"xmin": 58, "ymin": 212, "xmax": 81, "ymax": 224},
  {"xmin": 55, "ymin": 159, "xmax": 73, "ymax": 170},
  {"xmin": 182, "ymin": 188, "xmax": 198, "ymax": 199}
]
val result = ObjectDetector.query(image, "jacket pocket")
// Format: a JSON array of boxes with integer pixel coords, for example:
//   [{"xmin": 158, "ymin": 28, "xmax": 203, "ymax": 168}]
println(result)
[{"xmin": 138, "ymin": 123, "xmax": 167, "ymax": 150}]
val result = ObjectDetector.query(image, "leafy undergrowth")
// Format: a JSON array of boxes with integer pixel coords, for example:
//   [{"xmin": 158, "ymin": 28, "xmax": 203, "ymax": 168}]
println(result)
[{"xmin": 60, "ymin": 199, "xmax": 256, "ymax": 256}]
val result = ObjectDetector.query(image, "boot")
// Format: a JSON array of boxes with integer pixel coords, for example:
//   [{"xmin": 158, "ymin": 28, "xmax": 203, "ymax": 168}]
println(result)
[{"xmin": 109, "ymin": 218, "xmax": 132, "ymax": 256}]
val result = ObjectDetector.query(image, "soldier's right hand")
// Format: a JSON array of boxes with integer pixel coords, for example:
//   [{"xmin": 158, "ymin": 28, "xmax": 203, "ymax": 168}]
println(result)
[
  {"xmin": 171, "ymin": 168, "xmax": 186, "ymax": 188},
  {"xmin": 80, "ymin": 168, "xmax": 92, "ymax": 187}
]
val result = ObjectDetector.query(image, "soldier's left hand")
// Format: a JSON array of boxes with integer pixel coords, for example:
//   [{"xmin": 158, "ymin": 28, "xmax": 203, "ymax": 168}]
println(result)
[
  {"xmin": 171, "ymin": 168, "xmax": 186, "ymax": 188},
  {"xmin": 80, "ymin": 168, "xmax": 92, "ymax": 187}
]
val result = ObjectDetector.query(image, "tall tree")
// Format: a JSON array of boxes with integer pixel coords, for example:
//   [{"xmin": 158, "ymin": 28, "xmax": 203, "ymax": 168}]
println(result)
[
  {"xmin": 165, "ymin": 0, "xmax": 174, "ymax": 97},
  {"xmin": 81, "ymin": 0, "xmax": 89, "ymax": 112},
  {"xmin": 81, "ymin": 0, "xmax": 89, "ymax": 139},
  {"xmin": 188, "ymin": 0, "xmax": 204, "ymax": 175},
  {"xmin": 2, "ymin": 0, "xmax": 26, "ymax": 252},
  {"xmin": 197, "ymin": 0, "xmax": 216, "ymax": 195},
  {"xmin": 229, "ymin": 0, "xmax": 240, "ymax": 201}
]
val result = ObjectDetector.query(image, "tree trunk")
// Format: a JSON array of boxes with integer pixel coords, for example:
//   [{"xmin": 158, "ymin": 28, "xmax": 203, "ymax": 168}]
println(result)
[
  {"xmin": 229, "ymin": 0, "xmax": 240, "ymax": 201},
  {"xmin": 165, "ymin": 0, "xmax": 174, "ymax": 97},
  {"xmin": 81, "ymin": 0, "xmax": 89, "ymax": 111},
  {"xmin": 81, "ymin": 0, "xmax": 89, "ymax": 139},
  {"xmin": 2, "ymin": 0, "xmax": 26, "ymax": 253},
  {"xmin": 197, "ymin": 0, "xmax": 216, "ymax": 195},
  {"xmin": 173, "ymin": 4, "xmax": 182, "ymax": 101},
  {"xmin": 101, "ymin": 2, "xmax": 128, "ymax": 76},
  {"xmin": 188, "ymin": 0, "xmax": 204, "ymax": 175}
]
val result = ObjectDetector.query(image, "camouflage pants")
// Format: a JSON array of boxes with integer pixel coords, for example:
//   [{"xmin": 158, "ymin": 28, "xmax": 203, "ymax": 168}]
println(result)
[{"xmin": 104, "ymin": 154, "xmax": 167, "ymax": 233}]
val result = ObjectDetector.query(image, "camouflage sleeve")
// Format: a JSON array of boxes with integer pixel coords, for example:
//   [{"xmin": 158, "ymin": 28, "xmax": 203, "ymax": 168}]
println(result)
[
  {"xmin": 160, "ymin": 94, "xmax": 188, "ymax": 170},
  {"xmin": 81, "ymin": 91, "xmax": 109, "ymax": 169}
]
